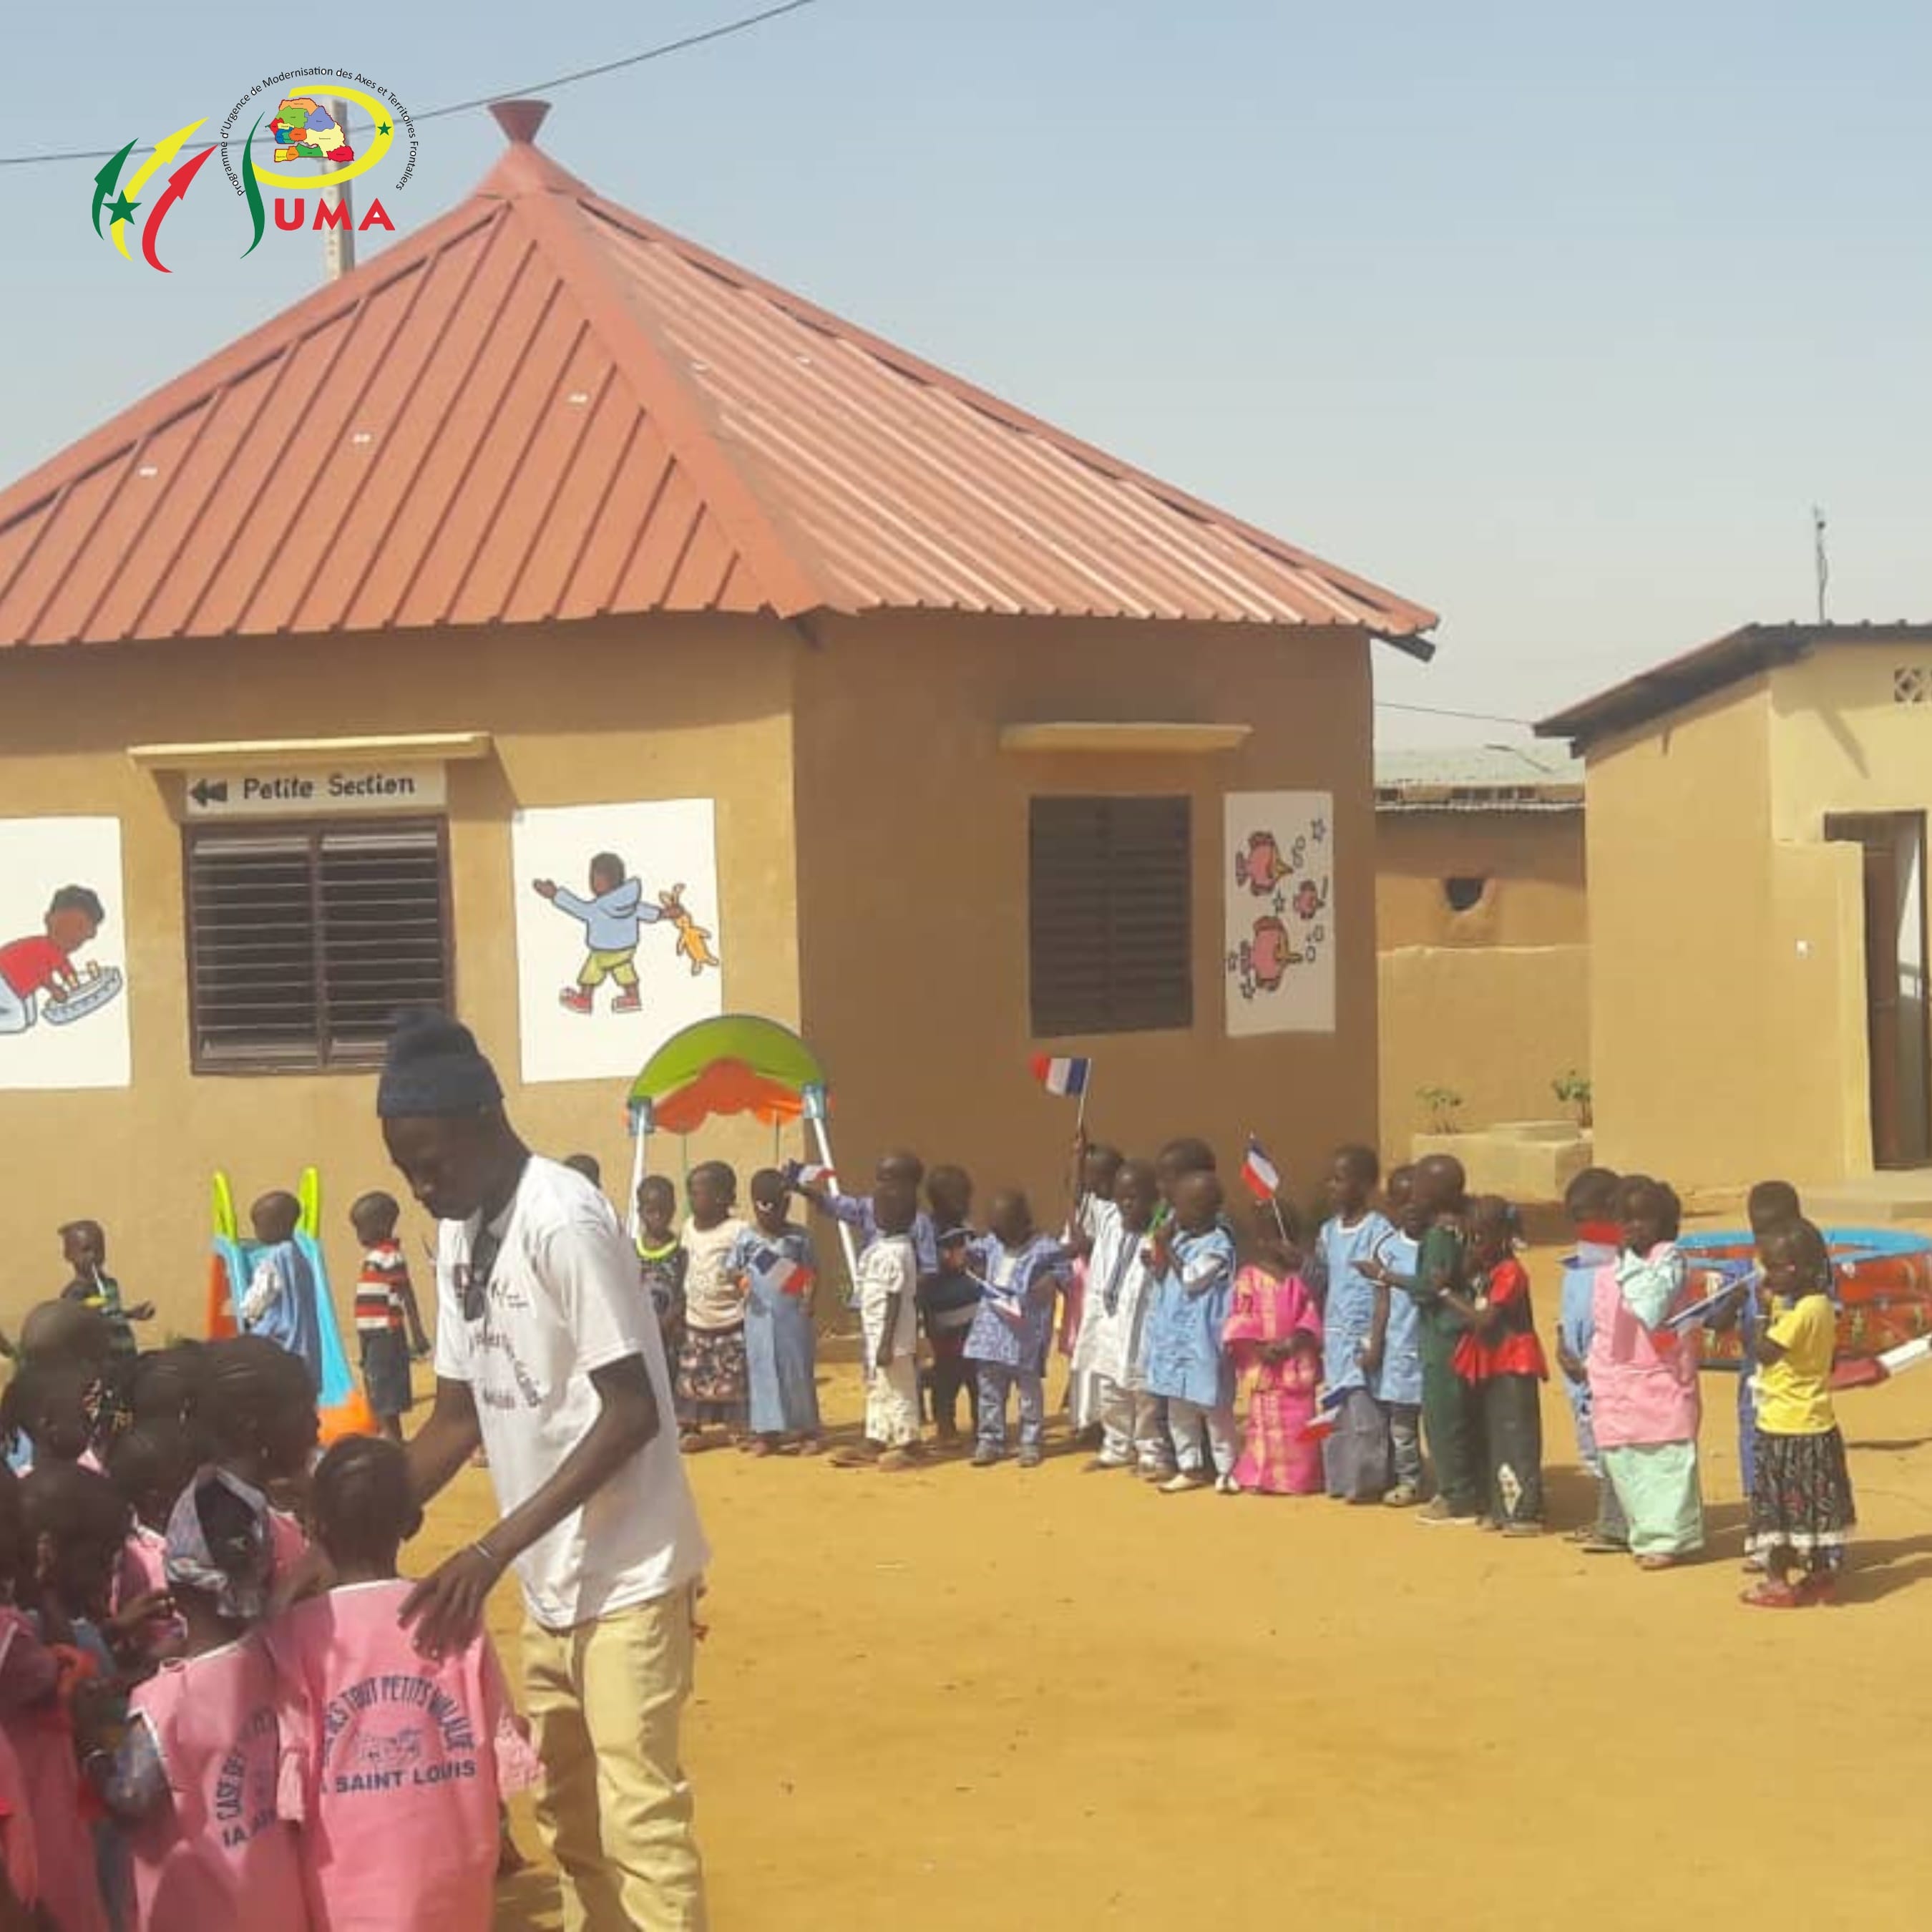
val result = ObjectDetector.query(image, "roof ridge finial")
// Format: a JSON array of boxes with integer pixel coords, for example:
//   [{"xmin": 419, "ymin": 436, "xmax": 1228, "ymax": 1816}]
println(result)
[{"xmin": 489, "ymin": 99, "xmax": 551, "ymax": 145}]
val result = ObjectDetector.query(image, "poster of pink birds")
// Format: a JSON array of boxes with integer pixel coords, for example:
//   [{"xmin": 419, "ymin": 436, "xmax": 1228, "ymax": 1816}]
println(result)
[{"xmin": 1224, "ymin": 792, "xmax": 1335, "ymax": 1036}]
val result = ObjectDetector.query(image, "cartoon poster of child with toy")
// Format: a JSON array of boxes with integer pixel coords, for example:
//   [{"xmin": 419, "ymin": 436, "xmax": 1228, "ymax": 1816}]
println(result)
[
  {"xmin": 0, "ymin": 817, "xmax": 132, "ymax": 1091},
  {"xmin": 511, "ymin": 800, "xmax": 723, "ymax": 1085}
]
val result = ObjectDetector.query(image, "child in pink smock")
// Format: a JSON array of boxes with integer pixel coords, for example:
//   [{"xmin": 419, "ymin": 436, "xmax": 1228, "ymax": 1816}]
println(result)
[
  {"xmin": 15, "ymin": 1459, "xmax": 146, "ymax": 1932},
  {"xmin": 1224, "ymin": 1263, "xmax": 1325, "ymax": 1494},
  {"xmin": 0, "ymin": 1723, "xmax": 36, "ymax": 1926},
  {"xmin": 1587, "ymin": 1176, "xmax": 1704, "ymax": 1569},
  {"xmin": 98, "ymin": 1468, "xmax": 307, "ymax": 1930},
  {"xmin": 200, "ymin": 1335, "xmax": 321, "ymax": 1584},
  {"xmin": 268, "ymin": 1435, "xmax": 537, "ymax": 1931},
  {"xmin": 0, "ymin": 1468, "xmax": 63, "ymax": 1931},
  {"xmin": 108, "ymin": 1418, "xmax": 197, "ymax": 1664},
  {"xmin": 0, "ymin": 1608, "xmax": 84, "ymax": 1932}
]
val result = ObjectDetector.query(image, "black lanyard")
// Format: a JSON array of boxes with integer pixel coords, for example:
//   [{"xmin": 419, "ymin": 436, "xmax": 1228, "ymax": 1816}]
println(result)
[{"xmin": 461, "ymin": 1159, "xmax": 529, "ymax": 1321}]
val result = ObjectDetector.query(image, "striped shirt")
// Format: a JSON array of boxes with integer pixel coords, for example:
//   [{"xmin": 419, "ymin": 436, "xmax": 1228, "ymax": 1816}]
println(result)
[
  {"xmin": 354, "ymin": 1239, "xmax": 411, "ymax": 1336},
  {"xmin": 59, "ymin": 1272, "xmax": 138, "ymax": 1357}
]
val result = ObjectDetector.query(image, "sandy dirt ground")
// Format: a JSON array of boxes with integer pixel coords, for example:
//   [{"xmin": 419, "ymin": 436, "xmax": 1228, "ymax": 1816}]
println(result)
[{"xmin": 416, "ymin": 1243, "xmax": 1932, "ymax": 1932}]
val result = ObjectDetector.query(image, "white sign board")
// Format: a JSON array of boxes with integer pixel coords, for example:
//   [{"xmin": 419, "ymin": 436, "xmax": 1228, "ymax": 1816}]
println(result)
[
  {"xmin": 1223, "ymin": 790, "xmax": 1335, "ymax": 1036},
  {"xmin": 510, "ymin": 799, "xmax": 723, "ymax": 1085},
  {"xmin": 182, "ymin": 763, "xmax": 447, "ymax": 817},
  {"xmin": 0, "ymin": 816, "xmax": 132, "ymax": 1091}
]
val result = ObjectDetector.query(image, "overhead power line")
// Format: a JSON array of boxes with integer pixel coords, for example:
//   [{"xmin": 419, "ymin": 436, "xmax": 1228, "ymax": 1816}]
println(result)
[
  {"xmin": 0, "ymin": 0, "xmax": 824, "ymax": 170},
  {"xmin": 1374, "ymin": 698, "xmax": 1536, "ymax": 727}
]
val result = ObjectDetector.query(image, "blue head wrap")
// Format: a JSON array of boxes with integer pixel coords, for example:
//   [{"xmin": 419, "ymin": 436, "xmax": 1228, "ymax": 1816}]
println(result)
[{"xmin": 376, "ymin": 1010, "xmax": 504, "ymax": 1120}]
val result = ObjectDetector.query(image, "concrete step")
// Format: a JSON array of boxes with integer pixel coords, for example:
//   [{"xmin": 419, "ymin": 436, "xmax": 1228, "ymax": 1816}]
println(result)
[
  {"xmin": 1409, "ymin": 1123, "xmax": 1593, "ymax": 1204},
  {"xmin": 1802, "ymin": 1173, "xmax": 1932, "ymax": 1225}
]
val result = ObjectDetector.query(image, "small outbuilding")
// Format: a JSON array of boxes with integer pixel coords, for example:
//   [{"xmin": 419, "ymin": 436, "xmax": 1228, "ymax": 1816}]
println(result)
[{"xmin": 1540, "ymin": 621, "xmax": 1932, "ymax": 1194}]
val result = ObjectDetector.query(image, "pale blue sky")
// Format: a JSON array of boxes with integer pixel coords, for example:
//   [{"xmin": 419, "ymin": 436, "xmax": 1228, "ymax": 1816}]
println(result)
[{"xmin": 10, "ymin": 0, "xmax": 1930, "ymax": 741}]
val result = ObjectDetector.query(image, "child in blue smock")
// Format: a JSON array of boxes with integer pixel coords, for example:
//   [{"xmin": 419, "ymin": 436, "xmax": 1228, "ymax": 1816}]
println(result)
[
  {"xmin": 1309, "ymin": 1145, "xmax": 1396, "ymax": 1503},
  {"xmin": 964, "ymin": 1191, "xmax": 1068, "ymax": 1470},
  {"xmin": 1143, "ymin": 1172, "xmax": 1239, "ymax": 1494},
  {"xmin": 731, "ymin": 1169, "xmax": 822, "ymax": 1455},
  {"xmin": 238, "ymin": 1189, "xmax": 323, "ymax": 1392},
  {"xmin": 1375, "ymin": 1166, "xmax": 1428, "ymax": 1506},
  {"xmin": 1555, "ymin": 1169, "xmax": 1622, "ymax": 1474},
  {"xmin": 1553, "ymin": 1169, "xmax": 1626, "ymax": 1548}
]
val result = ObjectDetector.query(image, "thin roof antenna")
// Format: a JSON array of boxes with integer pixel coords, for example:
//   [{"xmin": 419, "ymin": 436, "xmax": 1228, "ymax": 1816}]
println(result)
[{"xmin": 1813, "ymin": 504, "xmax": 1829, "ymax": 624}]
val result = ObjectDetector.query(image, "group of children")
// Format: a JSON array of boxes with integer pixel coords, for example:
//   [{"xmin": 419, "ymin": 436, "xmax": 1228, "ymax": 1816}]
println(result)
[
  {"xmin": 0, "ymin": 1289, "xmax": 532, "ymax": 1930},
  {"xmin": 614, "ymin": 1134, "xmax": 1859, "ymax": 1608},
  {"xmin": 42, "ymin": 1188, "xmax": 435, "ymax": 1456},
  {"xmin": 1553, "ymin": 1169, "xmax": 1855, "ymax": 1605},
  {"xmin": 0, "ymin": 1125, "xmax": 1862, "ymax": 1927}
]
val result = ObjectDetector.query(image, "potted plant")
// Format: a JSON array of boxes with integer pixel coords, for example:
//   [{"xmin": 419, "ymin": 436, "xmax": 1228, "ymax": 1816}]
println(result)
[{"xmin": 1551, "ymin": 1069, "xmax": 1593, "ymax": 1131}]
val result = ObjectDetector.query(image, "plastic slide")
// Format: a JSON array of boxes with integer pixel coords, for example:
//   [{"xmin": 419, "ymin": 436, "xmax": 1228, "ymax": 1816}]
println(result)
[{"xmin": 210, "ymin": 1165, "xmax": 376, "ymax": 1441}]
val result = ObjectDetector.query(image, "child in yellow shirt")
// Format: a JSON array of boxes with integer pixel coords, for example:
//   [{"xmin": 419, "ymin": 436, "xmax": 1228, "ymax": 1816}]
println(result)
[{"xmin": 1741, "ymin": 1217, "xmax": 1855, "ymax": 1608}]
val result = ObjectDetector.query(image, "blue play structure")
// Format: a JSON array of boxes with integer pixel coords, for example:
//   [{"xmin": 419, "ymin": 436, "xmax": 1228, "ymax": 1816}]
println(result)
[
  {"xmin": 209, "ymin": 1166, "xmax": 356, "ymax": 1410},
  {"xmin": 1678, "ymin": 1225, "xmax": 1932, "ymax": 1372}
]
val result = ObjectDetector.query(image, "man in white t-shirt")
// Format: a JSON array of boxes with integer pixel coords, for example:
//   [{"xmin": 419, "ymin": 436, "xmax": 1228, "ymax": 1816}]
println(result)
[{"xmin": 377, "ymin": 1010, "xmax": 710, "ymax": 1931}]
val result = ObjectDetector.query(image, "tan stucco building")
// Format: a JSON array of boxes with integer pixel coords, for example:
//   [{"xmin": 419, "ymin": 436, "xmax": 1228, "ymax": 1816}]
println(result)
[
  {"xmin": 1540, "ymin": 621, "xmax": 1932, "ymax": 1191},
  {"xmin": 1373, "ymin": 746, "xmax": 1587, "ymax": 1143},
  {"xmin": 0, "ymin": 104, "xmax": 1434, "ymax": 1331}
]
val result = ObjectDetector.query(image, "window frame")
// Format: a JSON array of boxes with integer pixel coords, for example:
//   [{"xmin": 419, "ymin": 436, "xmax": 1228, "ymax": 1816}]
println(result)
[
  {"xmin": 1028, "ymin": 793, "xmax": 1194, "ymax": 1040},
  {"xmin": 182, "ymin": 815, "xmax": 455, "ymax": 1076}
]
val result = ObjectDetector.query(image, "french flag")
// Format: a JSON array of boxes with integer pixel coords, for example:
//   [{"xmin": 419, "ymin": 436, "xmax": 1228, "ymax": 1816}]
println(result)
[
  {"xmin": 1030, "ymin": 1054, "xmax": 1092, "ymax": 1098},
  {"xmin": 752, "ymin": 1246, "xmax": 814, "ymax": 1298},
  {"xmin": 1300, "ymin": 1383, "xmax": 1347, "ymax": 1443},
  {"xmin": 1240, "ymin": 1137, "xmax": 1281, "ymax": 1203}
]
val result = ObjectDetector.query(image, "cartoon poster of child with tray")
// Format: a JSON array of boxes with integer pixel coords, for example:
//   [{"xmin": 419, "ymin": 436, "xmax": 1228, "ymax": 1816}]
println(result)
[
  {"xmin": 511, "ymin": 799, "xmax": 723, "ymax": 1085},
  {"xmin": 0, "ymin": 816, "xmax": 132, "ymax": 1091},
  {"xmin": 1223, "ymin": 791, "xmax": 1335, "ymax": 1038}
]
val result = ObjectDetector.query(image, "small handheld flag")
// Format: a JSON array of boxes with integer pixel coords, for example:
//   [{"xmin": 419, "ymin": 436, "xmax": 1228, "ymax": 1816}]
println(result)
[
  {"xmin": 1300, "ymin": 1384, "xmax": 1347, "ymax": 1443},
  {"xmin": 1241, "ymin": 1136, "xmax": 1292, "ymax": 1246},
  {"xmin": 1831, "ymin": 1333, "xmax": 1932, "ymax": 1392},
  {"xmin": 1240, "ymin": 1138, "xmax": 1280, "ymax": 1203},
  {"xmin": 746, "ymin": 1244, "xmax": 816, "ymax": 1301},
  {"xmin": 1662, "ymin": 1274, "xmax": 1750, "ymax": 1333},
  {"xmin": 1032, "ymin": 1053, "xmax": 1096, "ymax": 1138},
  {"xmin": 1030, "ymin": 1055, "xmax": 1091, "ymax": 1099},
  {"xmin": 791, "ymin": 1162, "xmax": 838, "ymax": 1191}
]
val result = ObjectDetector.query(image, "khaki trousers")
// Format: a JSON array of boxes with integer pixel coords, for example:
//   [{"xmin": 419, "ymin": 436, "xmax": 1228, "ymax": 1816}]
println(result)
[{"xmin": 523, "ymin": 1589, "xmax": 709, "ymax": 1931}]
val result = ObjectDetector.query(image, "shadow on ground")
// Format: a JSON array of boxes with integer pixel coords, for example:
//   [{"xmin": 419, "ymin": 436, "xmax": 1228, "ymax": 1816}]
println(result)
[{"xmin": 496, "ymin": 1869, "xmax": 563, "ymax": 1931}]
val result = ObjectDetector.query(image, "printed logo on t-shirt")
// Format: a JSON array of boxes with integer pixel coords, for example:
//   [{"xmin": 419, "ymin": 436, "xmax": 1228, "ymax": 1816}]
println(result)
[
  {"xmin": 453, "ymin": 1229, "xmax": 548, "ymax": 1412},
  {"xmin": 473, "ymin": 1326, "xmax": 545, "ymax": 1412},
  {"xmin": 215, "ymin": 1706, "xmax": 279, "ymax": 1849},
  {"xmin": 321, "ymin": 1674, "xmax": 480, "ymax": 1795}
]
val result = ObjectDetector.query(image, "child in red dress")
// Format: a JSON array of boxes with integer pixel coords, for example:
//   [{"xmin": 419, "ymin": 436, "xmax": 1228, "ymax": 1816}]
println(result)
[{"xmin": 1446, "ymin": 1195, "xmax": 1549, "ymax": 1535}]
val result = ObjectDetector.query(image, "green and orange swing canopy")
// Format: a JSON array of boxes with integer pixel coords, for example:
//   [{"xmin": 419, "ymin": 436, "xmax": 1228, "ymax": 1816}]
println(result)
[{"xmin": 626, "ymin": 1015, "xmax": 828, "ymax": 1136}]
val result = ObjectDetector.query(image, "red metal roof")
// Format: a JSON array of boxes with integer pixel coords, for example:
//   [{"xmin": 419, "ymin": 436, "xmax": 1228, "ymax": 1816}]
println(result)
[{"xmin": 0, "ymin": 104, "xmax": 1437, "ymax": 651}]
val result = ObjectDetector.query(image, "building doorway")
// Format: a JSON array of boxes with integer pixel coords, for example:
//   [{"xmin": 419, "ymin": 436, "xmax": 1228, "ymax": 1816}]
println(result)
[{"xmin": 1826, "ymin": 811, "xmax": 1931, "ymax": 1169}]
